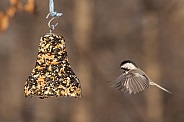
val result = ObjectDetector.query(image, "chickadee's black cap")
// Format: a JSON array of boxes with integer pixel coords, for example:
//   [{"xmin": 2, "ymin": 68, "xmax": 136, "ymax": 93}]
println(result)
[{"xmin": 120, "ymin": 60, "xmax": 138, "ymax": 68}]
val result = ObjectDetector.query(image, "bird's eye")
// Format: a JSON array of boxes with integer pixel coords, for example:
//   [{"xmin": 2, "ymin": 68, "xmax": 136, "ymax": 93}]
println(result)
[{"xmin": 121, "ymin": 67, "xmax": 129, "ymax": 71}]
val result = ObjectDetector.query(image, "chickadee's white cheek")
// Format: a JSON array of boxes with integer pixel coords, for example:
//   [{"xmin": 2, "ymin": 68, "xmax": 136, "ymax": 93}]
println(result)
[{"xmin": 122, "ymin": 63, "xmax": 137, "ymax": 69}]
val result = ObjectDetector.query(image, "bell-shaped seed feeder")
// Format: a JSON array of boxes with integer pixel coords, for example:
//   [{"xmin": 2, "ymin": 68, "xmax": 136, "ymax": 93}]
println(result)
[{"xmin": 24, "ymin": 34, "xmax": 82, "ymax": 98}]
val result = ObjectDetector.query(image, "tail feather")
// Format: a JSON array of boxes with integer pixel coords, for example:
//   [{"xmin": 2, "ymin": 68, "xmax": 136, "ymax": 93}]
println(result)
[{"xmin": 150, "ymin": 82, "xmax": 172, "ymax": 94}]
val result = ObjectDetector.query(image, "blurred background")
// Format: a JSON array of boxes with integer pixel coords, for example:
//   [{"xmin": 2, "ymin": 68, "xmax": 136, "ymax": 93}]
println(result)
[{"xmin": 0, "ymin": 0, "xmax": 183, "ymax": 122}]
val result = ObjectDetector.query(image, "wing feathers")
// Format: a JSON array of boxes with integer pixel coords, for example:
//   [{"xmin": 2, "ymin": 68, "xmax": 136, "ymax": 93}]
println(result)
[{"xmin": 112, "ymin": 72, "xmax": 149, "ymax": 94}]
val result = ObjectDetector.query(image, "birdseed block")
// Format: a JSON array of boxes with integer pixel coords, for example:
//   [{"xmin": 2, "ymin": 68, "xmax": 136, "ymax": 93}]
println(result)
[{"xmin": 24, "ymin": 34, "xmax": 82, "ymax": 98}]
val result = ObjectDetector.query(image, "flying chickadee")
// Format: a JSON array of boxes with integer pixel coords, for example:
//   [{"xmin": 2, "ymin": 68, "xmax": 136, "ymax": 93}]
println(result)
[{"xmin": 112, "ymin": 60, "xmax": 172, "ymax": 94}]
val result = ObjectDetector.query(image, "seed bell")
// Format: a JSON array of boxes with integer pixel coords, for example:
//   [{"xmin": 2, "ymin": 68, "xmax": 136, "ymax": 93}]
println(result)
[{"xmin": 24, "ymin": 34, "xmax": 82, "ymax": 98}]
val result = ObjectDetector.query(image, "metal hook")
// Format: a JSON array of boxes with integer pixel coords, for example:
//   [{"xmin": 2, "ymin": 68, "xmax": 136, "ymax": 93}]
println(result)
[
  {"xmin": 46, "ymin": 0, "xmax": 62, "ymax": 33},
  {"xmin": 48, "ymin": 17, "xmax": 58, "ymax": 33}
]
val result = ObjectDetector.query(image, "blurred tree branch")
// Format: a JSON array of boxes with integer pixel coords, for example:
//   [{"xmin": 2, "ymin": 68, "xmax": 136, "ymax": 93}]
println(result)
[
  {"xmin": 142, "ymin": 12, "xmax": 163, "ymax": 122},
  {"xmin": 72, "ymin": 0, "xmax": 94, "ymax": 122},
  {"xmin": 0, "ymin": 0, "xmax": 35, "ymax": 32}
]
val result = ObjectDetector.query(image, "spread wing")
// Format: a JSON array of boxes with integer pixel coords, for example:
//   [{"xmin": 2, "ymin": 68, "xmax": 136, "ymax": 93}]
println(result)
[{"xmin": 112, "ymin": 71, "xmax": 149, "ymax": 94}]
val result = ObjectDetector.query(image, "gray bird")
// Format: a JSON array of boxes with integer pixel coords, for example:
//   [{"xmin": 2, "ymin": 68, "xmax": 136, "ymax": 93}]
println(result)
[{"xmin": 112, "ymin": 60, "xmax": 172, "ymax": 94}]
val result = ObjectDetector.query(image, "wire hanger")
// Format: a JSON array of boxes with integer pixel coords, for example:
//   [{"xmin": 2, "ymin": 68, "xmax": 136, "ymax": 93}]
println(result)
[{"xmin": 46, "ymin": 0, "xmax": 62, "ymax": 34}]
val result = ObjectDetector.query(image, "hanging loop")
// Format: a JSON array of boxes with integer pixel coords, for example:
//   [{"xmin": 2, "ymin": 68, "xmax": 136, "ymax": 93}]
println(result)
[{"xmin": 46, "ymin": 0, "xmax": 63, "ymax": 33}]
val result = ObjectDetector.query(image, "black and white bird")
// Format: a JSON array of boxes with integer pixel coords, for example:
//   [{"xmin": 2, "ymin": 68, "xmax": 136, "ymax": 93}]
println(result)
[{"xmin": 112, "ymin": 60, "xmax": 172, "ymax": 94}]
